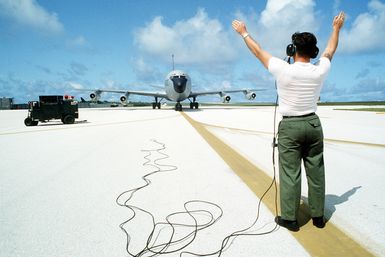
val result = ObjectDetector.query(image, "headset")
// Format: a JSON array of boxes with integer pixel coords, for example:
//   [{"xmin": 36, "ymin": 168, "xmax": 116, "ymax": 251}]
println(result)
[
  {"xmin": 286, "ymin": 43, "xmax": 296, "ymax": 58},
  {"xmin": 286, "ymin": 32, "xmax": 319, "ymax": 59}
]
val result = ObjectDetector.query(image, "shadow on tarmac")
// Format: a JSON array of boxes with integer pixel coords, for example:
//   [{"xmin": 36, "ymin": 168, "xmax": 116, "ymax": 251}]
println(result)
[{"xmin": 298, "ymin": 186, "xmax": 362, "ymax": 227}]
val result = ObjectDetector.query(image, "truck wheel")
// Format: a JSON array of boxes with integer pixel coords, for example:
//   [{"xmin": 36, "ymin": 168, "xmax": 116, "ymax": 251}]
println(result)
[
  {"xmin": 63, "ymin": 115, "xmax": 75, "ymax": 124},
  {"xmin": 24, "ymin": 118, "xmax": 33, "ymax": 126}
]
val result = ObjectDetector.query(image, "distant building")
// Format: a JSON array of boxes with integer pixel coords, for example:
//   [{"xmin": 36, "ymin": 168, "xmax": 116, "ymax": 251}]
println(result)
[
  {"xmin": 0, "ymin": 97, "xmax": 13, "ymax": 109},
  {"xmin": 11, "ymin": 103, "xmax": 29, "ymax": 109}
]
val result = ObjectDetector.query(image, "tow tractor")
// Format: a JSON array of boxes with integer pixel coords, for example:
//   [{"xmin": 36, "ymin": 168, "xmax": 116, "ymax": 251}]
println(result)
[{"xmin": 24, "ymin": 95, "xmax": 79, "ymax": 126}]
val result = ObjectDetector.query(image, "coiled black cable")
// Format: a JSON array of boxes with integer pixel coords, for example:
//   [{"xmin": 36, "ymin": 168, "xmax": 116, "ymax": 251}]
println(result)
[
  {"xmin": 116, "ymin": 140, "xmax": 223, "ymax": 256},
  {"xmin": 117, "ymin": 116, "xmax": 279, "ymax": 256}
]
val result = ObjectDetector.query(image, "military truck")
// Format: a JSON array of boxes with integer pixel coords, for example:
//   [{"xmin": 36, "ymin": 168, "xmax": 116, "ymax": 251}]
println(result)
[{"xmin": 24, "ymin": 95, "xmax": 79, "ymax": 126}]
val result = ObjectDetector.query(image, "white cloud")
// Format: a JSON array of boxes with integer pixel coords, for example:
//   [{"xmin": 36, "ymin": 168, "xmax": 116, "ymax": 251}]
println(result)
[
  {"xmin": 221, "ymin": 80, "xmax": 232, "ymax": 89},
  {"xmin": 67, "ymin": 82, "xmax": 84, "ymax": 90},
  {"xmin": 132, "ymin": 0, "xmax": 318, "ymax": 85},
  {"xmin": 0, "ymin": 0, "xmax": 63, "ymax": 33},
  {"xmin": 0, "ymin": 73, "xmax": 76, "ymax": 103},
  {"xmin": 65, "ymin": 35, "xmax": 96, "ymax": 54},
  {"xmin": 237, "ymin": 0, "xmax": 319, "ymax": 56},
  {"xmin": 67, "ymin": 36, "xmax": 87, "ymax": 47},
  {"xmin": 102, "ymin": 79, "xmax": 117, "ymax": 89},
  {"xmin": 130, "ymin": 57, "xmax": 163, "ymax": 83},
  {"xmin": 134, "ymin": 8, "xmax": 237, "ymax": 65},
  {"xmin": 340, "ymin": 0, "xmax": 385, "ymax": 53}
]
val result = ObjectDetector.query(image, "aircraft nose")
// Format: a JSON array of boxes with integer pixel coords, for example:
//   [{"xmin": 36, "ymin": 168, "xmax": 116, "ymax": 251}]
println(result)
[{"xmin": 171, "ymin": 76, "xmax": 187, "ymax": 93}]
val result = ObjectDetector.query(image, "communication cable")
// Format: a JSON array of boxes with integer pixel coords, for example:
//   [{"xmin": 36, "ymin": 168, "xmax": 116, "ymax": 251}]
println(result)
[
  {"xmin": 116, "ymin": 140, "xmax": 223, "ymax": 257},
  {"xmin": 117, "ymin": 88, "xmax": 282, "ymax": 256}
]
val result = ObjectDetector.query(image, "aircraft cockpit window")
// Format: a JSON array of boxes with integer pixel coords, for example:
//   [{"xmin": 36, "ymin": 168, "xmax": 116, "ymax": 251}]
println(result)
[{"xmin": 171, "ymin": 75, "xmax": 185, "ymax": 79}]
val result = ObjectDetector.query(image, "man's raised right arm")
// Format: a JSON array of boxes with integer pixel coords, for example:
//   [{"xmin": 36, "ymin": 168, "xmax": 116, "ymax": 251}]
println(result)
[
  {"xmin": 232, "ymin": 20, "xmax": 272, "ymax": 69},
  {"xmin": 322, "ymin": 11, "xmax": 345, "ymax": 61}
]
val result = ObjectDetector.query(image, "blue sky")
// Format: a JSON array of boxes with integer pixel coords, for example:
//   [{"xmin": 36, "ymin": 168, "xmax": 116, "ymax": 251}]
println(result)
[{"xmin": 1, "ymin": 0, "xmax": 384, "ymax": 103}]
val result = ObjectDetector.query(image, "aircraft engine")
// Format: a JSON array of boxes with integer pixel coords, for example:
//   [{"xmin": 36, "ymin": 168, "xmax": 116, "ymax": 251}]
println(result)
[
  {"xmin": 90, "ymin": 92, "xmax": 101, "ymax": 102},
  {"xmin": 120, "ymin": 93, "xmax": 130, "ymax": 105},
  {"xmin": 245, "ymin": 91, "xmax": 256, "ymax": 100},
  {"xmin": 120, "ymin": 95, "xmax": 127, "ymax": 104},
  {"xmin": 222, "ymin": 95, "xmax": 231, "ymax": 103}
]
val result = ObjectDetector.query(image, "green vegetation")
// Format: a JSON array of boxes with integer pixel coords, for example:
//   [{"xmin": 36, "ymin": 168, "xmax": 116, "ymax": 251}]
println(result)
[
  {"xmin": 334, "ymin": 108, "xmax": 385, "ymax": 112},
  {"xmin": 199, "ymin": 102, "xmax": 275, "ymax": 107},
  {"xmin": 321, "ymin": 101, "xmax": 385, "ymax": 112},
  {"xmin": 79, "ymin": 100, "xmax": 385, "ymax": 109},
  {"xmin": 202, "ymin": 101, "xmax": 385, "ymax": 107},
  {"xmin": 318, "ymin": 101, "xmax": 385, "ymax": 106}
]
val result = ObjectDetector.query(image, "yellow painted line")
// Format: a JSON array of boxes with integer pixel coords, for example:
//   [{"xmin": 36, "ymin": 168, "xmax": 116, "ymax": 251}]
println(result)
[{"xmin": 181, "ymin": 112, "xmax": 375, "ymax": 257}]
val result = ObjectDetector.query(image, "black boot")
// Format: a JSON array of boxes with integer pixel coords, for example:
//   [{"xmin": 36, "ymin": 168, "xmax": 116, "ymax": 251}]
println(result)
[
  {"xmin": 275, "ymin": 216, "xmax": 299, "ymax": 232},
  {"xmin": 312, "ymin": 216, "xmax": 325, "ymax": 228}
]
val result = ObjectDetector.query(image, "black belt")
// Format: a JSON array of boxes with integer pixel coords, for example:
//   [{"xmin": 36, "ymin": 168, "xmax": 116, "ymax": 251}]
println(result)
[{"xmin": 283, "ymin": 112, "xmax": 315, "ymax": 119}]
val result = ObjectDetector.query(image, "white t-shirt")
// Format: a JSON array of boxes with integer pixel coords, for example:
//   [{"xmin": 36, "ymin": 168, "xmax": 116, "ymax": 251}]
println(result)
[{"xmin": 268, "ymin": 57, "xmax": 331, "ymax": 116}]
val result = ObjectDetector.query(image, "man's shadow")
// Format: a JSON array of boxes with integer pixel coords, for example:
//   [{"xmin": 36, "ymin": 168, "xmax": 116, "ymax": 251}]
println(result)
[{"xmin": 297, "ymin": 186, "xmax": 362, "ymax": 227}]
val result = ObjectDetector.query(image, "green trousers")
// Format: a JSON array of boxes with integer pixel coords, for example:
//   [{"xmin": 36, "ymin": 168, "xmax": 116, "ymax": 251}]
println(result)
[{"xmin": 278, "ymin": 114, "xmax": 325, "ymax": 221}]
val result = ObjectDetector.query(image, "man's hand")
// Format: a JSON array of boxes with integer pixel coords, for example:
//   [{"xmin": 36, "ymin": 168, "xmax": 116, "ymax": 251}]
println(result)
[
  {"xmin": 333, "ymin": 11, "xmax": 345, "ymax": 31},
  {"xmin": 322, "ymin": 11, "xmax": 345, "ymax": 61},
  {"xmin": 232, "ymin": 20, "xmax": 248, "ymax": 38},
  {"xmin": 231, "ymin": 19, "xmax": 271, "ymax": 68}
]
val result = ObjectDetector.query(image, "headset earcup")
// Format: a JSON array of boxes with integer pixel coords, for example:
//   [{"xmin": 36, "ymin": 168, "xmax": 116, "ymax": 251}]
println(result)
[
  {"xmin": 311, "ymin": 46, "xmax": 319, "ymax": 58},
  {"xmin": 286, "ymin": 44, "xmax": 296, "ymax": 57}
]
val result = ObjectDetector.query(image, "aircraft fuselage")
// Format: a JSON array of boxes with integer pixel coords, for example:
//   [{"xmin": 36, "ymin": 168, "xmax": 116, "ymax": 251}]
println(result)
[{"xmin": 164, "ymin": 70, "xmax": 191, "ymax": 102}]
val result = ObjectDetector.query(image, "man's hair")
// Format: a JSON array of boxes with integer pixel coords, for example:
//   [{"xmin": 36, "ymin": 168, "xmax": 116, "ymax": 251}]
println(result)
[{"xmin": 292, "ymin": 32, "xmax": 319, "ymax": 58}]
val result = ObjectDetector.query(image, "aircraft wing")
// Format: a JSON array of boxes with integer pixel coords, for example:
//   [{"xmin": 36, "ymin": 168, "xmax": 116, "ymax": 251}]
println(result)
[
  {"xmin": 88, "ymin": 89, "xmax": 168, "ymax": 99},
  {"xmin": 188, "ymin": 89, "xmax": 265, "ymax": 98}
]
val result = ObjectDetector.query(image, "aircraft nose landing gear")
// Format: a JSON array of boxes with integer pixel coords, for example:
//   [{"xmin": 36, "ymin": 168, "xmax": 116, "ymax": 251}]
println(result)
[{"xmin": 175, "ymin": 102, "xmax": 182, "ymax": 111}]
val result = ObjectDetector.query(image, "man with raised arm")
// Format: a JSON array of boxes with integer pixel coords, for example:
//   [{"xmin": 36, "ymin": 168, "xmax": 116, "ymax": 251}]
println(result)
[{"xmin": 232, "ymin": 12, "xmax": 345, "ymax": 231}]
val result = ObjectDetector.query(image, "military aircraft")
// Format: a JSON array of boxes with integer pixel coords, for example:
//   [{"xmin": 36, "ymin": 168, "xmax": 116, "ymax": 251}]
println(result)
[{"xmin": 88, "ymin": 69, "xmax": 263, "ymax": 111}]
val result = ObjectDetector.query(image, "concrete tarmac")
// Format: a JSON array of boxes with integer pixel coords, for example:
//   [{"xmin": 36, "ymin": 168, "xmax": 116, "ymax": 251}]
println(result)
[{"xmin": 1, "ymin": 106, "xmax": 384, "ymax": 257}]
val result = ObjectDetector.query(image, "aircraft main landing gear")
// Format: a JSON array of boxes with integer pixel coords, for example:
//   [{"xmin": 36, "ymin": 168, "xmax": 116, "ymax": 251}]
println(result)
[
  {"xmin": 152, "ymin": 102, "xmax": 161, "ymax": 109},
  {"xmin": 189, "ymin": 97, "xmax": 199, "ymax": 109},
  {"xmin": 152, "ymin": 97, "xmax": 161, "ymax": 109},
  {"xmin": 190, "ymin": 102, "xmax": 199, "ymax": 109}
]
